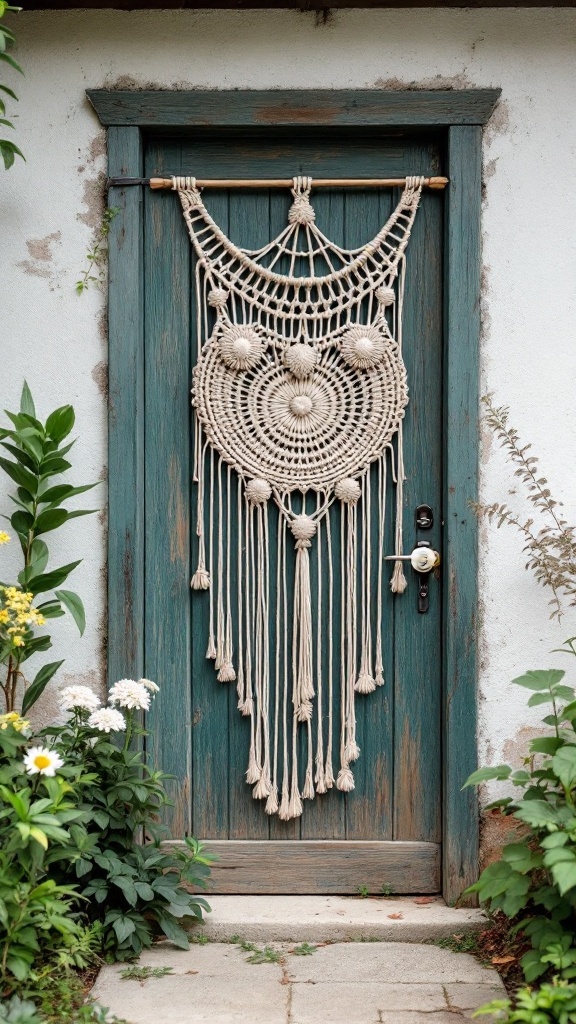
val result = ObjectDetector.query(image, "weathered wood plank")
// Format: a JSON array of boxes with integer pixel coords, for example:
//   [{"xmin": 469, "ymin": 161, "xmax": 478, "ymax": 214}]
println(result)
[
  {"xmin": 190, "ymin": 840, "xmax": 439, "ymax": 894},
  {"xmin": 442, "ymin": 126, "xmax": 481, "ymax": 904},
  {"xmin": 35, "ymin": 2, "xmax": 576, "ymax": 10},
  {"xmin": 88, "ymin": 89, "xmax": 501, "ymax": 130},
  {"xmin": 393, "ymin": 141, "xmax": 443, "ymax": 844},
  {"xmin": 107, "ymin": 126, "xmax": 145, "ymax": 685},
  {"xmin": 143, "ymin": 142, "xmax": 192, "ymax": 836}
]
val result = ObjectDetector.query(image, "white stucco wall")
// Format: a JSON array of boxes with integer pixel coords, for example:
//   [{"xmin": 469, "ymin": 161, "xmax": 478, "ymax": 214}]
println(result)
[{"xmin": 1, "ymin": 8, "xmax": 575, "ymax": 773}]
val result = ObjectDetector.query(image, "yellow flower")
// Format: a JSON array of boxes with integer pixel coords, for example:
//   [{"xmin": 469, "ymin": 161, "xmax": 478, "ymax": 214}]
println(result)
[
  {"xmin": 0, "ymin": 532, "xmax": 10, "ymax": 544},
  {"xmin": 0, "ymin": 712, "xmax": 30, "ymax": 732},
  {"xmin": 0, "ymin": 609, "xmax": 8, "ymax": 624},
  {"xmin": 12, "ymin": 636, "xmax": 25, "ymax": 647}
]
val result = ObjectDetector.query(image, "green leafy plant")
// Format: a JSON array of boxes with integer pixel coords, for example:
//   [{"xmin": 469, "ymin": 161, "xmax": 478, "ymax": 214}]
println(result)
[
  {"xmin": 0, "ymin": 3, "xmax": 24, "ymax": 171},
  {"xmin": 0, "ymin": 995, "xmax": 43, "ymax": 1024},
  {"xmin": 43, "ymin": 681, "xmax": 214, "ymax": 959},
  {"xmin": 464, "ymin": 653, "xmax": 576, "ymax": 982},
  {"xmin": 0, "ymin": 723, "xmax": 97, "ymax": 991},
  {"xmin": 356, "ymin": 883, "xmax": 370, "ymax": 898},
  {"xmin": 0, "ymin": 382, "xmax": 97, "ymax": 713},
  {"xmin": 292, "ymin": 943, "xmax": 316, "ymax": 956},
  {"xmin": 475, "ymin": 397, "xmax": 576, "ymax": 621},
  {"xmin": 380, "ymin": 882, "xmax": 394, "ymax": 896},
  {"xmin": 76, "ymin": 207, "xmax": 120, "ymax": 294},
  {"xmin": 474, "ymin": 979, "xmax": 576, "ymax": 1022}
]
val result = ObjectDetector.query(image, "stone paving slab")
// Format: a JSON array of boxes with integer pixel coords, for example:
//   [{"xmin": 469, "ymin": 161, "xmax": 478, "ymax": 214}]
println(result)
[
  {"xmin": 197, "ymin": 895, "xmax": 486, "ymax": 942},
  {"xmin": 91, "ymin": 941, "xmax": 506, "ymax": 1024}
]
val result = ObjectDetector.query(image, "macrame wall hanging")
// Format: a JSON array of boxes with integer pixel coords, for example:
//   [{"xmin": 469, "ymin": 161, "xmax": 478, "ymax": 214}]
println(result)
[{"xmin": 174, "ymin": 173, "xmax": 425, "ymax": 821}]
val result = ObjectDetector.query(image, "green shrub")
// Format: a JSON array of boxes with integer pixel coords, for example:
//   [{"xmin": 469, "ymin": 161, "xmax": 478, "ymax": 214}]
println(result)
[
  {"xmin": 474, "ymin": 979, "xmax": 576, "ymax": 1022},
  {"xmin": 465, "ymin": 646, "xmax": 576, "ymax": 983}
]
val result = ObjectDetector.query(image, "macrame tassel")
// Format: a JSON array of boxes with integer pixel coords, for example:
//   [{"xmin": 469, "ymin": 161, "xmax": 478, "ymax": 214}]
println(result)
[
  {"xmin": 218, "ymin": 662, "xmax": 236, "ymax": 683},
  {"xmin": 302, "ymin": 767, "xmax": 315, "ymax": 800},
  {"xmin": 191, "ymin": 566, "xmax": 210, "ymax": 591},
  {"xmin": 290, "ymin": 515, "xmax": 317, "ymax": 718},
  {"xmin": 374, "ymin": 458, "xmax": 386, "ymax": 687},
  {"xmin": 288, "ymin": 778, "xmax": 303, "ymax": 819},
  {"xmin": 390, "ymin": 560, "xmax": 408, "ymax": 595},
  {"xmin": 265, "ymin": 786, "xmax": 279, "ymax": 815},
  {"xmin": 278, "ymin": 781, "xmax": 291, "ymax": 821},
  {"xmin": 355, "ymin": 473, "xmax": 376, "ymax": 694},
  {"xmin": 337, "ymin": 766, "xmax": 355, "ymax": 792},
  {"xmin": 246, "ymin": 746, "xmax": 261, "ymax": 785},
  {"xmin": 345, "ymin": 739, "xmax": 361, "ymax": 763},
  {"xmin": 355, "ymin": 672, "xmax": 376, "ymax": 695},
  {"xmin": 253, "ymin": 772, "xmax": 271, "ymax": 800}
]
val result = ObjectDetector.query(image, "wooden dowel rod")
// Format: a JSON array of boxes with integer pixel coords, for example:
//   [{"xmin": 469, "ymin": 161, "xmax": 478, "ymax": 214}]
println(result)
[{"xmin": 149, "ymin": 176, "xmax": 449, "ymax": 191}]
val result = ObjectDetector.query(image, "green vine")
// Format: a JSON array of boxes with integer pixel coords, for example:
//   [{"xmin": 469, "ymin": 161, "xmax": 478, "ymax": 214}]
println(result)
[
  {"xmin": 76, "ymin": 207, "xmax": 120, "ymax": 294},
  {"xmin": 0, "ymin": 2, "xmax": 24, "ymax": 170}
]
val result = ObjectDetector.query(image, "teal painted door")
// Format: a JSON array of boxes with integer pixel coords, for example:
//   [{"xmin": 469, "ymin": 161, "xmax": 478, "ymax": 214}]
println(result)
[{"xmin": 142, "ymin": 129, "xmax": 444, "ymax": 893}]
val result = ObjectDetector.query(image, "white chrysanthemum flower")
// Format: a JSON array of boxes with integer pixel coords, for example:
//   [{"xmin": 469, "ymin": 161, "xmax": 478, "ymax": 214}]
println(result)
[
  {"xmin": 87, "ymin": 707, "xmax": 126, "ymax": 733},
  {"xmin": 23, "ymin": 746, "xmax": 64, "ymax": 777},
  {"xmin": 59, "ymin": 685, "xmax": 102, "ymax": 713},
  {"xmin": 139, "ymin": 677, "xmax": 160, "ymax": 694},
  {"xmin": 108, "ymin": 678, "xmax": 151, "ymax": 711}
]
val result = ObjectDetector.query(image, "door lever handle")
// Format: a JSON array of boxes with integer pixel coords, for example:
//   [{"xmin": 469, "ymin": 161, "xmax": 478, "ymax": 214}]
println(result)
[{"xmin": 384, "ymin": 547, "xmax": 441, "ymax": 572}]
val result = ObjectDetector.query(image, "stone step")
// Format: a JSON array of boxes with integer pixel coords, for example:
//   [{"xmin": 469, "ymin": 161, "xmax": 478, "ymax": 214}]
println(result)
[{"xmin": 191, "ymin": 895, "xmax": 486, "ymax": 943}]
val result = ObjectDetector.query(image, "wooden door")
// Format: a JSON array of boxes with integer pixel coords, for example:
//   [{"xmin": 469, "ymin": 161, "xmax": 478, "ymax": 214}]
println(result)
[{"xmin": 143, "ymin": 128, "xmax": 444, "ymax": 894}]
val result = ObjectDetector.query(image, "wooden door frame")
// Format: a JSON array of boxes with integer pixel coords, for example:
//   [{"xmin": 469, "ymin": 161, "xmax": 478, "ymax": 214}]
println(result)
[{"xmin": 88, "ymin": 87, "xmax": 500, "ymax": 904}]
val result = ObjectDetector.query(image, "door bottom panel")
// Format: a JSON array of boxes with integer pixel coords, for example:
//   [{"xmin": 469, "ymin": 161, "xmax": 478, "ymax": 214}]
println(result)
[{"xmin": 171, "ymin": 840, "xmax": 440, "ymax": 894}]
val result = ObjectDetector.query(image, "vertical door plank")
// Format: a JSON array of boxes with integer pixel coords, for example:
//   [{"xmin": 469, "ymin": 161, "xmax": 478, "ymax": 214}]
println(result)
[
  {"xmin": 143, "ymin": 143, "xmax": 192, "ymax": 836},
  {"xmin": 226, "ymin": 189, "xmax": 271, "ymax": 840},
  {"xmin": 393, "ymin": 143, "xmax": 443, "ymax": 844},
  {"xmin": 107, "ymin": 126, "xmax": 144, "ymax": 685},
  {"xmin": 443, "ymin": 126, "xmax": 481, "ymax": 902},
  {"xmin": 190, "ymin": 189, "xmax": 231, "ymax": 840},
  {"xmin": 299, "ymin": 189, "xmax": 347, "ymax": 843}
]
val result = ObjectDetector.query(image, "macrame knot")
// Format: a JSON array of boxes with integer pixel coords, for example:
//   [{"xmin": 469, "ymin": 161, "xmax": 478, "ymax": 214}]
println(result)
[
  {"xmin": 290, "ymin": 514, "xmax": 317, "ymax": 548},
  {"xmin": 284, "ymin": 343, "xmax": 318, "ymax": 380},
  {"xmin": 190, "ymin": 567, "xmax": 210, "ymax": 591},
  {"xmin": 219, "ymin": 325, "xmax": 263, "ymax": 371},
  {"xmin": 341, "ymin": 325, "xmax": 386, "ymax": 370},
  {"xmin": 334, "ymin": 477, "xmax": 361, "ymax": 504},
  {"xmin": 172, "ymin": 176, "xmax": 203, "ymax": 206},
  {"xmin": 208, "ymin": 287, "xmax": 229, "ymax": 308},
  {"xmin": 289, "ymin": 176, "xmax": 316, "ymax": 226},
  {"xmin": 217, "ymin": 662, "xmax": 236, "ymax": 683},
  {"xmin": 376, "ymin": 286, "xmax": 396, "ymax": 307},
  {"xmin": 336, "ymin": 766, "xmax": 355, "ymax": 792},
  {"xmin": 245, "ymin": 478, "xmax": 272, "ymax": 505}
]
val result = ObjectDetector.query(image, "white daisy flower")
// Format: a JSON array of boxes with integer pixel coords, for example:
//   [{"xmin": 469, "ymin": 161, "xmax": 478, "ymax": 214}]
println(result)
[
  {"xmin": 108, "ymin": 679, "xmax": 151, "ymax": 711},
  {"xmin": 138, "ymin": 677, "xmax": 160, "ymax": 694},
  {"xmin": 87, "ymin": 707, "xmax": 126, "ymax": 733},
  {"xmin": 59, "ymin": 685, "xmax": 102, "ymax": 713},
  {"xmin": 23, "ymin": 746, "xmax": 64, "ymax": 777}
]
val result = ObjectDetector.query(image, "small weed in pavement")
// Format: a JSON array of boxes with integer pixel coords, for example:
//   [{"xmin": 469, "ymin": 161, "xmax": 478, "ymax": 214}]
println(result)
[
  {"xmin": 356, "ymin": 884, "xmax": 370, "ymax": 898},
  {"xmin": 233, "ymin": 939, "xmax": 283, "ymax": 964},
  {"xmin": 430, "ymin": 933, "xmax": 479, "ymax": 955},
  {"xmin": 119, "ymin": 966, "xmax": 174, "ymax": 982},
  {"xmin": 190, "ymin": 934, "xmax": 210, "ymax": 945},
  {"xmin": 292, "ymin": 944, "xmax": 316, "ymax": 956}
]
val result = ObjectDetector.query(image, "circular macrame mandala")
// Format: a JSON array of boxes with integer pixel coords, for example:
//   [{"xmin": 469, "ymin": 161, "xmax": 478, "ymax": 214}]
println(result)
[{"xmin": 174, "ymin": 174, "xmax": 424, "ymax": 820}]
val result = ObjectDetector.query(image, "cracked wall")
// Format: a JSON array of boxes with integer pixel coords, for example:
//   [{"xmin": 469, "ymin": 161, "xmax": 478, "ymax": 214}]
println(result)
[{"xmin": 2, "ymin": 10, "xmax": 576, "ymax": 839}]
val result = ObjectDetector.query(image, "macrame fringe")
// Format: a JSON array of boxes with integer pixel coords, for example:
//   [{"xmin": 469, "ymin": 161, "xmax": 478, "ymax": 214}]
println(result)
[{"xmin": 182, "ymin": 174, "xmax": 425, "ymax": 819}]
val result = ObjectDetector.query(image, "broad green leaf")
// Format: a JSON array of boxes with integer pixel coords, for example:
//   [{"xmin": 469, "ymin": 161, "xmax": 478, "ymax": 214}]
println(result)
[
  {"xmin": 543, "ymin": 847, "xmax": 576, "ymax": 895},
  {"xmin": 530, "ymin": 736, "xmax": 564, "ymax": 755},
  {"xmin": 112, "ymin": 875, "xmax": 139, "ymax": 907},
  {"xmin": 45, "ymin": 405, "xmax": 75, "ymax": 444},
  {"xmin": 0, "ymin": 456, "xmax": 37, "ymax": 496},
  {"xmin": 0, "ymin": 440, "xmax": 37, "ymax": 472},
  {"xmin": 462, "ymin": 764, "xmax": 511, "ymax": 788},
  {"xmin": 112, "ymin": 916, "xmax": 136, "ymax": 945},
  {"xmin": 540, "ymin": 832, "xmax": 569, "ymax": 849},
  {"xmin": 552, "ymin": 746, "xmax": 576, "ymax": 790},
  {"xmin": 155, "ymin": 912, "xmax": 190, "ymax": 950},
  {"xmin": 513, "ymin": 669, "xmax": 566, "ymax": 691},
  {"xmin": 528, "ymin": 692, "xmax": 556, "ymax": 708},
  {"xmin": 54, "ymin": 589, "xmax": 85, "ymax": 635},
  {"xmin": 27, "ymin": 560, "xmax": 82, "ymax": 597},
  {"xmin": 33, "ymin": 508, "xmax": 69, "ymax": 536},
  {"xmin": 0, "ymin": 84, "xmax": 18, "ymax": 101},
  {"xmin": 503, "ymin": 842, "xmax": 542, "ymax": 873},
  {"xmin": 553, "ymin": 685, "xmax": 576, "ymax": 702},
  {"xmin": 38, "ymin": 482, "xmax": 97, "ymax": 506},
  {"xmin": 19, "ymin": 635, "xmax": 52, "ymax": 663},
  {"xmin": 20, "ymin": 381, "xmax": 36, "ymax": 418},
  {"xmin": 35, "ymin": 600, "xmax": 65, "ymax": 620},
  {"xmin": 22, "ymin": 660, "xmax": 65, "ymax": 714},
  {"xmin": 514, "ymin": 799, "xmax": 561, "ymax": 829},
  {"xmin": 0, "ymin": 51, "xmax": 23, "ymax": 74},
  {"xmin": 39, "ymin": 457, "xmax": 72, "ymax": 478},
  {"xmin": 29, "ymin": 826, "xmax": 48, "ymax": 850}
]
